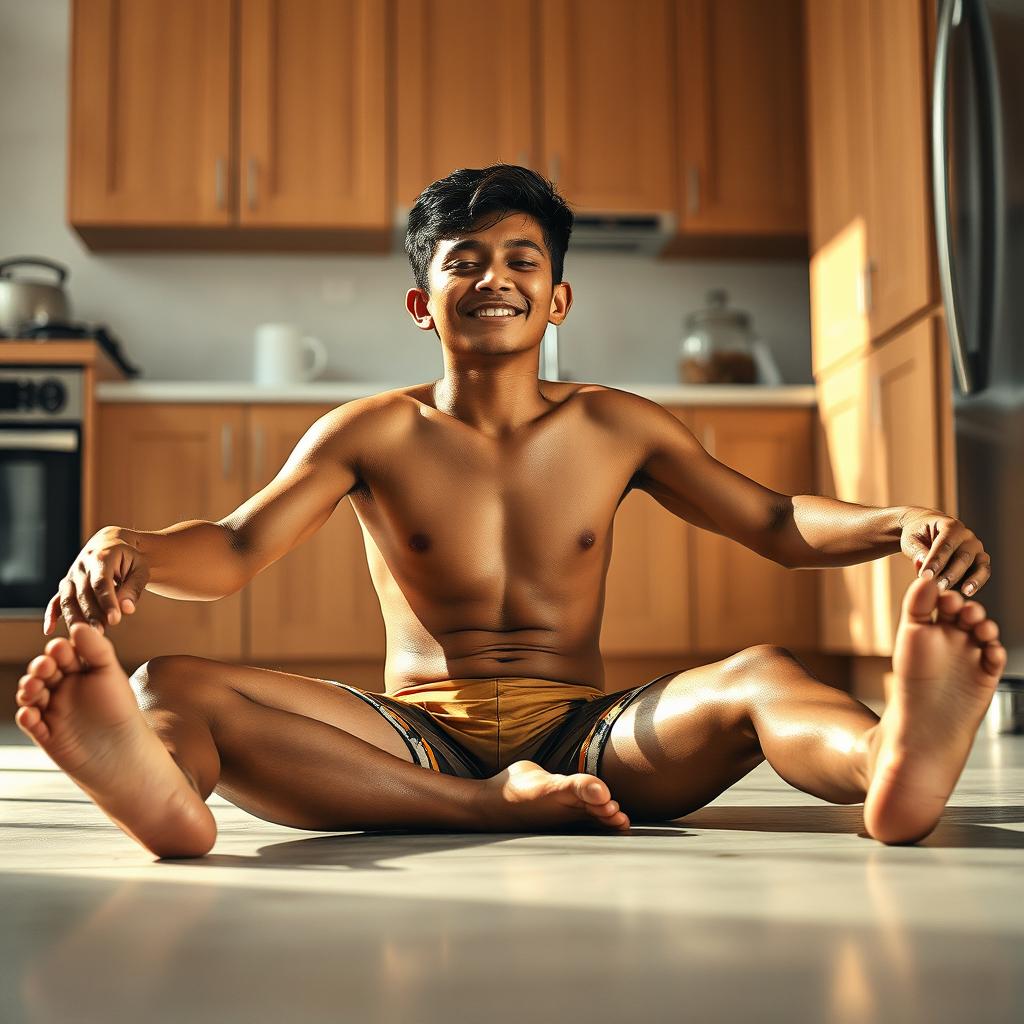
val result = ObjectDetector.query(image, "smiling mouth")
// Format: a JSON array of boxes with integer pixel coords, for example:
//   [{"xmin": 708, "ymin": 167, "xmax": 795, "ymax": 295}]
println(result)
[{"xmin": 466, "ymin": 309, "xmax": 525, "ymax": 321}]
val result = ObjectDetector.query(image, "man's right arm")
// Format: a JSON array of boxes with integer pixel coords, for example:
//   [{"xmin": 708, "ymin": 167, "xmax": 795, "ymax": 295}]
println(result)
[{"xmin": 129, "ymin": 399, "xmax": 372, "ymax": 601}]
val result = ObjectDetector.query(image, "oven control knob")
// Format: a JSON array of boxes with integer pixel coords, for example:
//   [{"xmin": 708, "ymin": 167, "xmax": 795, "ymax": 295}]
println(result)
[{"xmin": 38, "ymin": 379, "xmax": 66, "ymax": 413}]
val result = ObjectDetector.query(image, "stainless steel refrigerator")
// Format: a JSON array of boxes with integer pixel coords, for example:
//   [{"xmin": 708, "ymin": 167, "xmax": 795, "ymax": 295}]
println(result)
[{"xmin": 933, "ymin": 0, "xmax": 1023, "ymax": 695}]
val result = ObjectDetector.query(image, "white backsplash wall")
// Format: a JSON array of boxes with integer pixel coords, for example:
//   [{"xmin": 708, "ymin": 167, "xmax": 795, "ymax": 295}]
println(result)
[{"xmin": 0, "ymin": 0, "xmax": 813, "ymax": 387}]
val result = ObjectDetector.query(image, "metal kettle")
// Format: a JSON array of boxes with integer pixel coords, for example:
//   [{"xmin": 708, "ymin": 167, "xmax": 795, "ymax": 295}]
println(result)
[{"xmin": 0, "ymin": 257, "xmax": 72, "ymax": 337}]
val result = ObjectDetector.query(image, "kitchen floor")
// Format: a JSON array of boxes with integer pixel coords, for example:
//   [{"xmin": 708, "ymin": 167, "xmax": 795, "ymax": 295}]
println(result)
[{"xmin": 2, "ymin": 714, "xmax": 1021, "ymax": 1024}]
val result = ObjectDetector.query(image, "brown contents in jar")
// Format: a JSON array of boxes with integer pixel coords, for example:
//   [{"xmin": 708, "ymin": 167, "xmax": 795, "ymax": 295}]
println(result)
[{"xmin": 679, "ymin": 350, "xmax": 757, "ymax": 384}]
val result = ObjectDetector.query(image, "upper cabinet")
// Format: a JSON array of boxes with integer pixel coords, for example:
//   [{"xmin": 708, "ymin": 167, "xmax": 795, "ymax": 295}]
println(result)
[
  {"xmin": 805, "ymin": 0, "xmax": 935, "ymax": 378},
  {"xmin": 395, "ymin": 0, "xmax": 538, "ymax": 211},
  {"xmin": 672, "ymin": 0, "xmax": 807, "ymax": 241},
  {"xmin": 539, "ymin": 0, "xmax": 676, "ymax": 214},
  {"xmin": 69, "ymin": 0, "xmax": 390, "ymax": 246},
  {"xmin": 68, "ymin": 0, "xmax": 234, "ymax": 226},
  {"xmin": 69, "ymin": 0, "xmax": 806, "ymax": 255}
]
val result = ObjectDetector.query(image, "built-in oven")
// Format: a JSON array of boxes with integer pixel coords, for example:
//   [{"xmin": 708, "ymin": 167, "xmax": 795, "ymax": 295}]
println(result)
[{"xmin": 0, "ymin": 367, "xmax": 83, "ymax": 617}]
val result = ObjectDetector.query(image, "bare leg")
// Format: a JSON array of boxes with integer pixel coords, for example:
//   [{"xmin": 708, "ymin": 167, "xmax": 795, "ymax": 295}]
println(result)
[
  {"xmin": 746, "ymin": 576, "xmax": 1006, "ymax": 843},
  {"xmin": 14, "ymin": 624, "xmax": 630, "ymax": 859}
]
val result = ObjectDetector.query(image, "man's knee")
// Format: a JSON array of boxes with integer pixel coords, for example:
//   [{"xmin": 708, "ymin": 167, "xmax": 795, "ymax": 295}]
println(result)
[
  {"xmin": 723, "ymin": 643, "xmax": 798, "ymax": 679},
  {"xmin": 129, "ymin": 654, "xmax": 214, "ymax": 710}
]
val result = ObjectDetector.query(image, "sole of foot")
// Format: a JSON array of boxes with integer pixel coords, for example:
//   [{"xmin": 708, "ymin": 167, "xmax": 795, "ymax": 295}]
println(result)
[
  {"xmin": 863, "ymin": 575, "xmax": 1006, "ymax": 845},
  {"xmin": 480, "ymin": 760, "xmax": 631, "ymax": 833},
  {"xmin": 15, "ymin": 621, "xmax": 217, "ymax": 859}
]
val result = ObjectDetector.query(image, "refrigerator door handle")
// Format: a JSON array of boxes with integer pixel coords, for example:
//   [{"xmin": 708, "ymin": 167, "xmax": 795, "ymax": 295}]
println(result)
[{"xmin": 933, "ymin": 0, "xmax": 974, "ymax": 395}]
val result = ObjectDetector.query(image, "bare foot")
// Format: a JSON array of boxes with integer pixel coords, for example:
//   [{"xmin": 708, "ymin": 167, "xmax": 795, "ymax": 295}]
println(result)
[
  {"xmin": 862, "ymin": 575, "xmax": 1006, "ymax": 844},
  {"xmin": 14, "ymin": 622, "xmax": 217, "ymax": 858},
  {"xmin": 478, "ymin": 760, "xmax": 631, "ymax": 833}
]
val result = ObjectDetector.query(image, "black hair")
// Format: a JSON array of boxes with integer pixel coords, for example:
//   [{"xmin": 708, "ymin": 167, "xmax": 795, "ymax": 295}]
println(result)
[{"xmin": 404, "ymin": 164, "xmax": 574, "ymax": 293}]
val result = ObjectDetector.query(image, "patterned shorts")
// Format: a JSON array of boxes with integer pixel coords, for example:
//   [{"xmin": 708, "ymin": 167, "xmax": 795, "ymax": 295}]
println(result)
[{"xmin": 325, "ymin": 672, "xmax": 675, "ymax": 780}]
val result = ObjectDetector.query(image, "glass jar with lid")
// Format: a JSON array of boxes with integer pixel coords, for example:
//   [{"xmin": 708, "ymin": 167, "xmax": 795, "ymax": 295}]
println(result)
[{"xmin": 678, "ymin": 288, "xmax": 774, "ymax": 384}]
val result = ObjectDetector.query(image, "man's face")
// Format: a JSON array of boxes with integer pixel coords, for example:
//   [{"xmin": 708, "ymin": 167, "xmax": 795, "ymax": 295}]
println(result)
[{"xmin": 406, "ymin": 212, "xmax": 572, "ymax": 351}]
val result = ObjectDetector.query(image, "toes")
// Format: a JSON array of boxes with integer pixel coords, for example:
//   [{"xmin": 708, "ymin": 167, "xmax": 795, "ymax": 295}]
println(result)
[
  {"xmin": 973, "ymin": 619, "xmax": 999, "ymax": 644},
  {"xmin": 956, "ymin": 602, "xmax": 986, "ymax": 629},
  {"xmin": 16, "ymin": 676, "xmax": 50, "ymax": 709},
  {"xmin": 26, "ymin": 654, "xmax": 59, "ymax": 681},
  {"xmin": 905, "ymin": 575, "xmax": 942, "ymax": 623},
  {"xmin": 983, "ymin": 643, "xmax": 1007, "ymax": 675},
  {"xmin": 577, "ymin": 777, "xmax": 611, "ymax": 805}
]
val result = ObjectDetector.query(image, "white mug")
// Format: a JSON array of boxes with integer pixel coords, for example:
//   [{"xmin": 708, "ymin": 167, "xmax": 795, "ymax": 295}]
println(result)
[{"xmin": 253, "ymin": 323, "xmax": 328, "ymax": 386}]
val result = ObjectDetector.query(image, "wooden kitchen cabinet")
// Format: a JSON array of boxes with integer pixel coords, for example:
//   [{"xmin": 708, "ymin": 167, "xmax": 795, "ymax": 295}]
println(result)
[
  {"xmin": 686, "ymin": 406, "xmax": 817, "ymax": 653},
  {"xmin": 95, "ymin": 404, "xmax": 247, "ymax": 669},
  {"xmin": 69, "ymin": 0, "xmax": 390, "ymax": 242},
  {"xmin": 601, "ymin": 405, "xmax": 816, "ymax": 658},
  {"xmin": 540, "ymin": 0, "xmax": 677, "ymax": 214},
  {"xmin": 68, "ymin": 0, "xmax": 234, "ymax": 226},
  {"xmin": 245, "ymin": 406, "xmax": 386, "ymax": 661},
  {"xmin": 815, "ymin": 316, "xmax": 947, "ymax": 656},
  {"xmin": 805, "ymin": 0, "xmax": 935, "ymax": 378},
  {"xmin": 395, "ymin": 0, "xmax": 539, "ymax": 211},
  {"xmin": 672, "ymin": 0, "xmax": 807, "ymax": 241},
  {"xmin": 95, "ymin": 403, "xmax": 387, "ymax": 669}
]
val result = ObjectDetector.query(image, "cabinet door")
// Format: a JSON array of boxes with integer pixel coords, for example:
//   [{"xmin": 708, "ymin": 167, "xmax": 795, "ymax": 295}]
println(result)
[
  {"xmin": 245, "ymin": 405, "xmax": 386, "ymax": 662},
  {"xmin": 866, "ymin": 317, "xmax": 943, "ymax": 652},
  {"xmin": 238, "ymin": 0, "xmax": 389, "ymax": 227},
  {"xmin": 69, "ymin": 0, "xmax": 233, "ymax": 225},
  {"xmin": 815, "ymin": 316, "xmax": 943, "ymax": 656},
  {"xmin": 807, "ymin": 0, "xmax": 935, "ymax": 377},
  {"xmin": 600, "ymin": 485, "xmax": 692, "ymax": 658},
  {"xmin": 675, "ymin": 0, "xmax": 807, "ymax": 237},
  {"xmin": 863, "ymin": 0, "xmax": 933, "ymax": 342},
  {"xmin": 806, "ymin": 0, "xmax": 873, "ymax": 378},
  {"xmin": 395, "ymin": 0, "xmax": 539, "ymax": 210},
  {"xmin": 540, "ymin": 0, "xmax": 676, "ymax": 212},
  {"xmin": 687, "ymin": 407, "xmax": 817, "ymax": 653},
  {"xmin": 815, "ymin": 350, "xmax": 879, "ymax": 653},
  {"xmin": 95, "ymin": 404, "xmax": 246, "ymax": 669}
]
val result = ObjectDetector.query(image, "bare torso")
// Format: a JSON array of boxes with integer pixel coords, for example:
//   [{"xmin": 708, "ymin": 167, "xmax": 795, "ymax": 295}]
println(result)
[{"xmin": 345, "ymin": 382, "xmax": 648, "ymax": 693}]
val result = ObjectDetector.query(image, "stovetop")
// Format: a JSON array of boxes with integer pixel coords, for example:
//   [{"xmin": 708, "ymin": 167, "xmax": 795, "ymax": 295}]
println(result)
[{"xmin": 0, "ymin": 320, "xmax": 141, "ymax": 378}]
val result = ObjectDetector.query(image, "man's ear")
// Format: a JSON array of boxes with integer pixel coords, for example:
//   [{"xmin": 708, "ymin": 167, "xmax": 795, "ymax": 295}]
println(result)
[
  {"xmin": 549, "ymin": 281, "xmax": 573, "ymax": 325},
  {"xmin": 406, "ymin": 288, "xmax": 434, "ymax": 331}
]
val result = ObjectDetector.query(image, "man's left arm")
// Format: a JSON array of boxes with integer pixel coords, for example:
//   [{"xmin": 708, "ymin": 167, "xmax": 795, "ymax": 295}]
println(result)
[
  {"xmin": 631, "ymin": 395, "xmax": 993, "ymax": 598},
  {"xmin": 770, "ymin": 496, "xmax": 992, "ymax": 597}
]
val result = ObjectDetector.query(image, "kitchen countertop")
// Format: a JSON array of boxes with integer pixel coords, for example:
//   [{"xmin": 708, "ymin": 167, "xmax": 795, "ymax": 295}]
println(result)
[{"xmin": 95, "ymin": 380, "xmax": 817, "ymax": 405}]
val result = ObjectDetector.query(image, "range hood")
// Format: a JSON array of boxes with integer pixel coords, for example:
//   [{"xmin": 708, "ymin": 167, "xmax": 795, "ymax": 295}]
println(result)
[
  {"xmin": 568, "ymin": 211, "xmax": 676, "ymax": 255},
  {"xmin": 393, "ymin": 208, "xmax": 676, "ymax": 256}
]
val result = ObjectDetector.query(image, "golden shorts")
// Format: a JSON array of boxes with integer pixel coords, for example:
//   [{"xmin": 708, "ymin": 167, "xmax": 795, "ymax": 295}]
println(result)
[{"xmin": 327, "ymin": 672, "xmax": 674, "ymax": 779}]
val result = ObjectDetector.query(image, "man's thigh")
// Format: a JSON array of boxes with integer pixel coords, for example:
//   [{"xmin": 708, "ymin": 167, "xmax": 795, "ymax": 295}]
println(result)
[
  {"xmin": 131, "ymin": 655, "xmax": 415, "ymax": 764},
  {"xmin": 599, "ymin": 650, "xmax": 769, "ymax": 822}
]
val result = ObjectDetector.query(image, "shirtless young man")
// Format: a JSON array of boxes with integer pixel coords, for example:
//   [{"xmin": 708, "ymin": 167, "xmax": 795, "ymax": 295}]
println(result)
[{"xmin": 15, "ymin": 165, "xmax": 1006, "ymax": 859}]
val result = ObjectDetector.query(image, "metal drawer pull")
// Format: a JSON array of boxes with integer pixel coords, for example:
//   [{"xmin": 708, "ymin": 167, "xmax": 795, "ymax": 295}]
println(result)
[
  {"xmin": 215, "ymin": 157, "xmax": 226, "ymax": 209},
  {"xmin": 221, "ymin": 423, "xmax": 233, "ymax": 478},
  {"xmin": 0, "ymin": 429, "xmax": 78, "ymax": 452},
  {"xmin": 247, "ymin": 158, "xmax": 258, "ymax": 210},
  {"xmin": 688, "ymin": 165, "xmax": 701, "ymax": 216}
]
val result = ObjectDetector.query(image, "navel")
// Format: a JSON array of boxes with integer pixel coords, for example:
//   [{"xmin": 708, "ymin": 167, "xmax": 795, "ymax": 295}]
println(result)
[
  {"xmin": 408, "ymin": 532, "xmax": 431, "ymax": 553},
  {"xmin": 579, "ymin": 529, "xmax": 596, "ymax": 550}
]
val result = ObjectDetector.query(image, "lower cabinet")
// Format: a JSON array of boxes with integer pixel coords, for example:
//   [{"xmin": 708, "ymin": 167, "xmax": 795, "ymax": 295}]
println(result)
[
  {"xmin": 97, "ymin": 399, "xmax": 816, "ymax": 669},
  {"xmin": 815, "ymin": 314, "xmax": 950, "ymax": 656}
]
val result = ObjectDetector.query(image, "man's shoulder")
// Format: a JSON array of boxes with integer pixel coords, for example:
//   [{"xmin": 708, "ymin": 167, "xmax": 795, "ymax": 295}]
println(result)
[{"xmin": 574, "ymin": 383, "xmax": 664, "ymax": 432}]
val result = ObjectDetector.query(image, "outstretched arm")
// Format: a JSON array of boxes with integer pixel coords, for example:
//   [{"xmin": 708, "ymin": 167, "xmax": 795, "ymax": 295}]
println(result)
[{"xmin": 627, "ymin": 393, "xmax": 924, "ymax": 569}]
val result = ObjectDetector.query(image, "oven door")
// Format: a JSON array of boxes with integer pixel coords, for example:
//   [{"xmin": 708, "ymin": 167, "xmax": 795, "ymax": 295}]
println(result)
[{"xmin": 0, "ymin": 424, "xmax": 81, "ymax": 615}]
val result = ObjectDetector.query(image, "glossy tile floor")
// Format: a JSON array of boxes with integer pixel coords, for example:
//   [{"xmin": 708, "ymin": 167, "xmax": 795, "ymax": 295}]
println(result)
[{"xmin": 2, "ymin": 715, "xmax": 1022, "ymax": 1024}]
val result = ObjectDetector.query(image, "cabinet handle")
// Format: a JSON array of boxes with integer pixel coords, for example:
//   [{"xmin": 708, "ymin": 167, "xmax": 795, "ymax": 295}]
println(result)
[
  {"xmin": 702, "ymin": 425, "xmax": 716, "ymax": 458},
  {"xmin": 247, "ymin": 157, "xmax": 259, "ymax": 210},
  {"xmin": 687, "ymin": 165, "xmax": 701, "ymax": 216},
  {"xmin": 857, "ymin": 260, "xmax": 877, "ymax": 317},
  {"xmin": 548, "ymin": 153, "xmax": 560, "ymax": 185},
  {"xmin": 215, "ymin": 158, "xmax": 226, "ymax": 209},
  {"xmin": 221, "ymin": 423, "xmax": 233, "ymax": 479},
  {"xmin": 252, "ymin": 424, "xmax": 264, "ymax": 481}
]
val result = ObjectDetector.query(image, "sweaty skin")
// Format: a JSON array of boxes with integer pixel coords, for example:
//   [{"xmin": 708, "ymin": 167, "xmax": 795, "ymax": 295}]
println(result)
[{"xmin": 345, "ymin": 381, "xmax": 647, "ymax": 693}]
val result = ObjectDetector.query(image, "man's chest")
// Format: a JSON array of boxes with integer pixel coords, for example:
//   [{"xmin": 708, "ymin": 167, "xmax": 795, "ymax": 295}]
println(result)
[{"xmin": 348, "ymin": 423, "xmax": 643, "ymax": 593}]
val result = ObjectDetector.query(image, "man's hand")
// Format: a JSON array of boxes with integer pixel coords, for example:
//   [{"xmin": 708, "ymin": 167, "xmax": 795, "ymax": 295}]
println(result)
[{"xmin": 899, "ymin": 507, "xmax": 991, "ymax": 597}]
